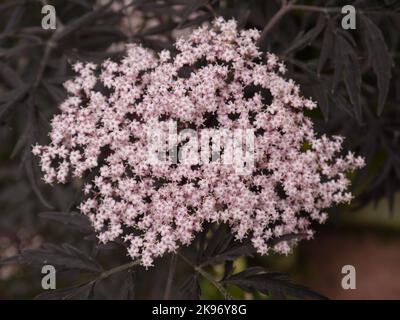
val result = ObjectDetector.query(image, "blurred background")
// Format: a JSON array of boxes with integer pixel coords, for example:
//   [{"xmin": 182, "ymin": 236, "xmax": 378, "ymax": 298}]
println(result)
[{"xmin": 0, "ymin": 0, "xmax": 399, "ymax": 299}]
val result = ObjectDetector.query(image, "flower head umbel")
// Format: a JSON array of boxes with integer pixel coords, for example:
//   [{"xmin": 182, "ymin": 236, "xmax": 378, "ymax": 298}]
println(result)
[{"xmin": 33, "ymin": 18, "xmax": 364, "ymax": 267}]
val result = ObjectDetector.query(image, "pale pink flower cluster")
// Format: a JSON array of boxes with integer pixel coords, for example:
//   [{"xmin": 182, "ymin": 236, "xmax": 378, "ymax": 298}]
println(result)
[{"xmin": 33, "ymin": 18, "xmax": 364, "ymax": 267}]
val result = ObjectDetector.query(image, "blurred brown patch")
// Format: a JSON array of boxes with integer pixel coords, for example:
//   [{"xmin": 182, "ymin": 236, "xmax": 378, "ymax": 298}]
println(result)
[{"xmin": 301, "ymin": 231, "xmax": 400, "ymax": 299}]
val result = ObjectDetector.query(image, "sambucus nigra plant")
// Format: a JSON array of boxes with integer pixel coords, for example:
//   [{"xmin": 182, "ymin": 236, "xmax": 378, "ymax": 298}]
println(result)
[{"xmin": 0, "ymin": 0, "xmax": 398, "ymax": 300}]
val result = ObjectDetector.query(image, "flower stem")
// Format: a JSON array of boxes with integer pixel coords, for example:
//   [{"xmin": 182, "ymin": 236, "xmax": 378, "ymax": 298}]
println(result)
[{"xmin": 177, "ymin": 252, "xmax": 232, "ymax": 300}]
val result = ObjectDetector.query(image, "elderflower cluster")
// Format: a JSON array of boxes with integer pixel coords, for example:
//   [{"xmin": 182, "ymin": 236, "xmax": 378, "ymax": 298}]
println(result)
[{"xmin": 32, "ymin": 18, "xmax": 364, "ymax": 267}]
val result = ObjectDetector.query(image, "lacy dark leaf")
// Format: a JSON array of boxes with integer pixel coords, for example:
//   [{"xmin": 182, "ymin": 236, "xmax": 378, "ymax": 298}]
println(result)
[
  {"xmin": 343, "ymin": 51, "xmax": 362, "ymax": 122},
  {"xmin": 120, "ymin": 269, "xmax": 136, "ymax": 300},
  {"xmin": 333, "ymin": 32, "xmax": 362, "ymax": 121},
  {"xmin": 178, "ymin": 0, "xmax": 209, "ymax": 28},
  {"xmin": 3, "ymin": 0, "xmax": 25, "ymax": 33},
  {"xmin": 285, "ymin": 14, "xmax": 325, "ymax": 55},
  {"xmin": 73, "ymin": 28, "xmax": 126, "ymax": 51},
  {"xmin": 361, "ymin": 15, "xmax": 392, "ymax": 115},
  {"xmin": 178, "ymin": 12, "xmax": 213, "ymax": 29},
  {"xmin": 329, "ymin": 89, "xmax": 353, "ymax": 117},
  {"xmin": 35, "ymin": 281, "xmax": 94, "ymax": 300},
  {"xmin": 10, "ymin": 121, "xmax": 32, "ymax": 159},
  {"xmin": 203, "ymin": 241, "xmax": 254, "ymax": 267},
  {"xmin": 312, "ymin": 83, "xmax": 330, "ymax": 121},
  {"xmin": 199, "ymin": 225, "xmax": 254, "ymax": 267},
  {"xmin": 54, "ymin": 1, "xmax": 113, "ymax": 42},
  {"xmin": 235, "ymin": 0, "xmax": 251, "ymax": 28},
  {"xmin": 39, "ymin": 211, "xmax": 93, "ymax": 233},
  {"xmin": 318, "ymin": 19, "xmax": 334, "ymax": 75},
  {"xmin": 0, "ymin": 0, "xmax": 25, "ymax": 12},
  {"xmin": 199, "ymin": 228, "xmax": 306, "ymax": 267},
  {"xmin": 360, "ymin": 157, "xmax": 399, "ymax": 214},
  {"xmin": 222, "ymin": 267, "xmax": 328, "ymax": 300},
  {"xmin": 0, "ymin": 84, "xmax": 29, "ymax": 120},
  {"xmin": 24, "ymin": 156, "xmax": 54, "ymax": 210},
  {"xmin": 43, "ymin": 81, "xmax": 68, "ymax": 103},
  {"xmin": 180, "ymin": 274, "xmax": 201, "ymax": 300},
  {"xmin": 138, "ymin": 2, "xmax": 182, "ymax": 17},
  {"xmin": 0, "ymin": 243, "xmax": 103, "ymax": 274},
  {"xmin": 222, "ymin": 260, "xmax": 234, "ymax": 281},
  {"xmin": 0, "ymin": 61, "xmax": 24, "ymax": 88},
  {"xmin": 384, "ymin": 178, "xmax": 396, "ymax": 213},
  {"xmin": 68, "ymin": 0, "xmax": 92, "ymax": 9}
]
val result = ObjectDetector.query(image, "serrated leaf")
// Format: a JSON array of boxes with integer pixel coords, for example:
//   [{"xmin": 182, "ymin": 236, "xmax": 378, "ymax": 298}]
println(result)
[
  {"xmin": 39, "ymin": 211, "xmax": 93, "ymax": 233},
  {"xmin": 138, "ymin": 3, "xmax": 182, "ymax": 16},
  {"xmin": 10, "ymin": 124, "xmax": 31, "ymax": 159},
  {"xmin": 178, "ymin": 0, "xmax": 209, "ymax": 28},
  {"xmin": 55, "ymin": 55, "xmax": 68, "ymax": 78},
  {"xmin": 333, "ymin": 33, "xmax": 362, "ymax": 121},
  {"xmin": 199, "ymin": 226, "xmax": 254, "ymax": 266},
  {"xmin": 285, "ymin": 15, "xmax": 326, "ymax": 55},
  {"xmin": 222, "ymin": 267, "xmax": 327, "ymax": 300},
  {"xmin": 361, "ymin": 15, "xmax": 392, "ymax": 115},
  {"xmin": 329, "ymin": 90, "xmax": 353, "ymax": 117},
  {"xmin": 0, "ymin": 243, "xmax": 103, "ymax": 274},
  {"xmin": 120, "ymin": 269, "xmax": 135, "ymax": 300},
  {"xmin": 318, "ymin": 20, "xmax": 334, "ymax": 75},
  {"xmin": 0, "ymin": 84, "xmax": 29, "ymax": 120},
  {"xmin": 35, "ymin": 281, "xmax": 93, "ymax": 300},
  {"xmin": 384, "ymin": 179, "xmax": 395, "ymax": 214},
  {"xmin": 180, "ymin": 274, "xmax": 201, "ymax": 300},
  {"xmin": 222, "ymin": 260, "xmax": 234, "ymax": 280},
  {"xmin": 43, "ymin": 81, "xmax": 67, "ymax": 103},
  {"xmin": 54, "ymin": 1, "xmax": 113, "ymax": 41},
  {"xmin": 313, "ymin": 83, "xmax": 329, "ymax": 121},
  {"xmin": 68, "ymin": 0, "xmax": 92, "ymax": 9},
  {"xmin": 236, "ymin": 1, "xmax": 251, "ymax": 29},
  {"xmin": 201, "ymin": 225, "xmax": 227, "ymax": 259},
  {"xmin": 178, "ymin": 12, "xmax": 212, "ymax": 29},
  {"xmin": 4, "ymin": 0, "xmax": 25, "ymax": 33},
  {"xmin": 0, "ymin": 62, "xmax": 24, "ymax": 88},
  {"xmin": 343, "ymin": 48, "xmax": 362, "ymax": 121},
  {"xmin": 24, "ymin": 156, "xmax": 54, "ymax": 209},
  {"xmin": 0, "ymin": 0, "xmax": 25, "ymax": 12},
  {"xmin": 367, "ymin": 160, "xmax": 392, "ymax": 192}
]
